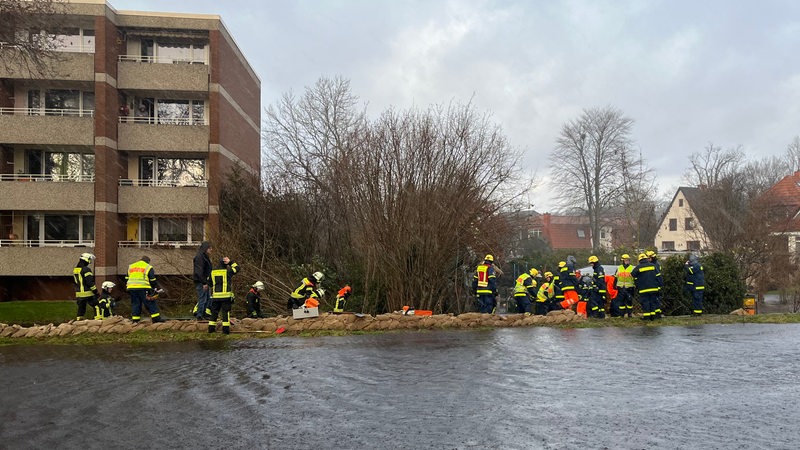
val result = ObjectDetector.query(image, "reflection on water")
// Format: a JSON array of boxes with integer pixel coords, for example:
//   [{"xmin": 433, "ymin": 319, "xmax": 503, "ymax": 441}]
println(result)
[{"xmin": 2, "ymin": 323, "xmax": 800, "ymax": 449}]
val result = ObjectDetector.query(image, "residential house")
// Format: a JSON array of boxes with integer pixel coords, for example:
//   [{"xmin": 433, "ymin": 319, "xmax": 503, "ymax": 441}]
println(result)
[
  {"xmin": 753, "ymin": 171, "xmax": 800, "ymax": 255},
  {"xmin": 517, "ymin": 211, "xmax": 612, "ymax": 252},
  {"xmin": 0, "ymin": 0, "xmax": 260, "ymax": 300},
  {"xmin": 653, "ymin": 187, "xmax": 710, "ymax": 253}
]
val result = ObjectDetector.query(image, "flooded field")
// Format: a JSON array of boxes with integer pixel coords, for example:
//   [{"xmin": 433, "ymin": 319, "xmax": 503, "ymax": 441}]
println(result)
[{"xmin": 1, "ymin": 323, "xmax": 798, "ymax": 449}]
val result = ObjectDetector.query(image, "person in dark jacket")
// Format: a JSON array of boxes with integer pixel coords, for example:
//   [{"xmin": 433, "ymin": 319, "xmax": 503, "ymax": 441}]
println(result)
[
  {"xmin": 246, "ymin": 281, "xmax": 265, "ymax": 318},
  {"xmin": 193, "ymin": 241, "xmax": 213, "ymax": 320},
  {"xmin": 632, "ymin": 253, "xmax": 659, "ymax": 320},
  {"xmin": 685, "ymin": 254, "xmax": 706, "ymax": 316},
  {"xmin": 73, "ymin": 252, "xmax": 99, "ymax": 320}
]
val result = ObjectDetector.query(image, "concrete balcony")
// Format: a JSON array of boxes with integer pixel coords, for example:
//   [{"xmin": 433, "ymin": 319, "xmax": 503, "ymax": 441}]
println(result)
[
  {"xmin": 117, "ymin": 60, "xmax": 210, "ymax": 93},
  {"xmin": 0, "ymin": 48, "xmax": 94, "ymax": 81},
  {"xmin": 118, "ymin": 184, "xmax": 208, "ymax": 215},
  {"xmin": 0, "ymin": 246, "xmax": 90, "ymax": 276},
  {"xmin": 0, "ymin": 112, "xmax": 94, "ymax": 146},
  {"xmin": 117, "ymin": 245, "xmax": 195, "ymax": 275},
  {"xmin": 117, "ymin": 122, "xmax": 209, "ymax": 152},
  {"xmin": 0, "ymin": 179, "xmax": 94, "ymax": 211}
]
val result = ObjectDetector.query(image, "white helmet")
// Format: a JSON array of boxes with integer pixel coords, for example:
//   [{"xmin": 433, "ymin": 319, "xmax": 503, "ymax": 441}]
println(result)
[
  {"xmin": 101, "ymin": 281, "xmax": 115, "ymax": 290},
  {"xmin": 312, "ymin": 271, "xmax": 324, "ymax": 282},
  {"xmin": 80, "ymin": 253, "xmax": 95, "ymax": 263},
  {"xmin": 253, "ymin": 281, "xmax": 265, "ymax": 290}
]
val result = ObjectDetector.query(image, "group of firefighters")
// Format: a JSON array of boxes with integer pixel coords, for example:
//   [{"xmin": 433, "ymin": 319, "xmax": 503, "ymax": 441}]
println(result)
[
  {"xmin": 474, "ymin": 251, "xmax": 706, "ymax": 320},
  {"xmin": 72, "ymin": 245, "xmax": 705, "ymax": 327},
  {"xmin": 72, "ymin": 250, "xmax": 353, "ymax": 332}
]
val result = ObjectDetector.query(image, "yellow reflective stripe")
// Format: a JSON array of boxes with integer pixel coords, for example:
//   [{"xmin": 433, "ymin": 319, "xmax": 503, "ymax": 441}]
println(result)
[{"xmin": 639, "ymin": 288, "xmax": 659, "ymax": 293}]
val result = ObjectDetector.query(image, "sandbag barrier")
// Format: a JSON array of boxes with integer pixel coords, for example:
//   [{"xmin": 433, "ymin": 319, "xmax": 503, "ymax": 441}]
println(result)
[{"xmin": 0, "ymin": 310, "xmax": 584, "ymax": 339}]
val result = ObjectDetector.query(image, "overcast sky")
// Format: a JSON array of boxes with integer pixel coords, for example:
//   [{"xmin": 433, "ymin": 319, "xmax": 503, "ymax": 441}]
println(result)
[{"xmin": 112, "ymin": 0, "xmax": 800, "ymax": 211}]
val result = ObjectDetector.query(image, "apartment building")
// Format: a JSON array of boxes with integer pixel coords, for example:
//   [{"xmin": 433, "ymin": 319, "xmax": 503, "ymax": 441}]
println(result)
[{"xmin": 0, "ymin": 0, "xmax": 260, "ymax": 300}]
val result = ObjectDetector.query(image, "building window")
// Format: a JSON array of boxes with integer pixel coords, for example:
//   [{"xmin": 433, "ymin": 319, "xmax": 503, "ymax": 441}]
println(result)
[
  {"xmin": 51, "ymin": 27, "xmax": 95, "ymax": 52},
  {"xmin": 685, "ymin": 217, "xmax": 695, "ymax": 231},
  {"xmin": 25, "ymin": 214, "xmax": 94, "ymax": 245},
  {"xmin": 18, "ymin": 28, "xmax": 95, "ymax": 53},
  {"xmin": 528, "ymin": 229, "xmax": 542, "ymax": 239},
  {"xmin": 137, "ymin": 217, "xmax": 204, "ymax": 243},
  {"xmin": 139, "ymin": 156, "xmax": 205, "ymax": 186},
  {"xmin": 26, "ymin": 150, "xmax": 94, "ymax": 181},
  {"xmin": 155, "ymin": 40, "xmax": 208, "ymax": 64},
  {"xmin": 687, "ymin": 240, "xmax": 701, "ymax": 251},
  {"xmin": 132, "ymin": 98, "xmax": 206, "ymax": 125},
  {"xmin": 27, "ymin": 89, "xmax": 94, "ymax": 116},
  {"xmin": 662, "ymin": 241, "xmax": 675, "ymax": 251},
  {"xmin": 577, "ymin": 229, "xmax": 586, "ymax": 238},
  {"xmin": 679, "ymin": 199, "xmax": 684, "ymax": 207},
  {"xmin": 669, "ymin": 219, "xmax": 677, "ymax": 231}
]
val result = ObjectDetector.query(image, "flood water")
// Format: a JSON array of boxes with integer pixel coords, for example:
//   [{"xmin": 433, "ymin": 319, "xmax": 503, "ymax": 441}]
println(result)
[{"xmin": 1, "ymin": 323, "xmax": 799, "ymax": 449}]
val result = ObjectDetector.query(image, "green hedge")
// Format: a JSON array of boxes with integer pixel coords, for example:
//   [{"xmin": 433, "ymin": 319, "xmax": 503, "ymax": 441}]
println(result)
[{"xmin": 660, "ymin": 252, "xmax": 746, "ymax": 315}]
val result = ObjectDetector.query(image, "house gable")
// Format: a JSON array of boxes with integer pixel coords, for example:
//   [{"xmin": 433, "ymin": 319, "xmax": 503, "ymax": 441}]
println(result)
[{"xmin": 653, "ymin": 187, "xmax": 710, "ymax": 252}]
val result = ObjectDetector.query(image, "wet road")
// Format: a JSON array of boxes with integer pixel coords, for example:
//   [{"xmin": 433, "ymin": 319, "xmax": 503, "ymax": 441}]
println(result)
[{"xmin": 1, "ymin": 323, "xmax": 799, "ymax": 449}]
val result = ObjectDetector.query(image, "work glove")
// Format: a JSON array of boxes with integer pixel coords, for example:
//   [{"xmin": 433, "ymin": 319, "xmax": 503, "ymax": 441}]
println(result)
[{"xmin": 317, "ymin": 289, "xmax": 325, "ymax": 297}]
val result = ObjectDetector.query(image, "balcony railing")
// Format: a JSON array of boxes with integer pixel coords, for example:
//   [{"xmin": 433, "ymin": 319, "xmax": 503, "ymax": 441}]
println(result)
[
  {"xmin": 0, "ymin": 107, "xmax": 94, "ymax": 117},
  {"xmin": 118, "ymin": 178, "xmax": 207, "ymax": 188},
  {"xmin": 118, "ymin": 240, "xmax": 199, "ymax": 249},
  {"xmin": 0, "ymin": 239, "xmax": 94, "ymax": 248},
  {"xmin": 118, "ymin": 55, "xmax": 207, "ymax": 65},
  {"xmin": 0, "ymin": 173, "xmax": 95, "ymax": 182},
  {"xmin": 119, "ymin": 116, "xmax": 208, "ymax": 125}
]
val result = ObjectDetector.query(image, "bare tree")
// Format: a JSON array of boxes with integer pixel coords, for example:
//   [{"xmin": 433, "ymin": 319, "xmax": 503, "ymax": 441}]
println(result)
[
  {"xmin": 683, "ymin": 142, "xmax": 745, "ymax": 188},
  {"xmin": 263, "ymin": 77, "xmax": 524, "ymax": 313},
  {"xmin": 549, "ymin": 106, "xmax": 642, "ymax": 252},
  {"xmin": 0, "ymin": 0, "xmax": 68, "ymax": 77},
  {"xmin": 785, "ymin": 136, "xmax": 800, "ymax": 173}
]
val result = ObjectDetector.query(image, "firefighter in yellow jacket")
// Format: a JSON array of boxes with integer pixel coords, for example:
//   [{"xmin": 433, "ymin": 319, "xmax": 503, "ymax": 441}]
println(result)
[
  {"xmin": 535, "ymin": 272, "xmax": 555, "ymax": 315},
  {"xmin": 513, "ymin": 268, "xmax": 538, "ymax": 315},
  {"xmin": 72, "ymin": 252, "xmax": 99, "ymax": 320},
  {"xmin": 289, "ymin": 272, "xmax": 324, "ymax": 312},
  {"xmin": 126, "ymin": 255, "xmax": 164, "ymax": 324},
  {"xmin": 209, "ymin": 257, "xmax": 239, "ymax": 334}
]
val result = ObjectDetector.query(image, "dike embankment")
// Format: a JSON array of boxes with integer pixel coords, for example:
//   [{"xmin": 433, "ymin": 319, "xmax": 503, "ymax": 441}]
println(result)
[{"xmin": 0, "ymin": 309, "xmax": 590, "ymax": 338}]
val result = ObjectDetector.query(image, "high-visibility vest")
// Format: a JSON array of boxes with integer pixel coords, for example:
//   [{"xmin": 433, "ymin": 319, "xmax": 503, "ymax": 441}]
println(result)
[
  {"xmin": 616, "ymin": 264, "xmax": 635, "ymax": 288},
  {"xmin": 474, "ymin": 264, "xmax": 495, "ymax": 295},
  {"xmin": 514, "ymin": 273, "xmax": 532, "ymax": 297},
  {"xmin": 126, "ymin": 260, "xmax": 153, "ymax": 290}
]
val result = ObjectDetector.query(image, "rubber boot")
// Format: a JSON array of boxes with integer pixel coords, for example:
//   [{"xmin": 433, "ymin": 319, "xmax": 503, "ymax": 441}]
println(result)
[
  {"xmin": 208, "ymin": 324, "xmax": 216, "ymax": 333},
  {"xmin": 222, "ymin": 325, "xmax": 230, "ymax": 335}
]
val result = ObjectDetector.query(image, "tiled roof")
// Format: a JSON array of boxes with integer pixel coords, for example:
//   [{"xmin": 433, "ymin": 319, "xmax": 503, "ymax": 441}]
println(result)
[{"xmin": 540, "ymin": 214, "xmax": 593, "ymax": 250}]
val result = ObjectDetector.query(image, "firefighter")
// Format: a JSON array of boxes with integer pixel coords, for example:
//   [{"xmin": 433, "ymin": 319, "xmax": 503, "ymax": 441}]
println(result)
[
  {"xmin": 614, "ymin": 254, "xmax": 636, "ymax": 318},
  {"xmin": 72, "ymin": 252, "xmax": 99, "ymax": 321},
  {"xmin": 334, "ymin": 285, "xmax": 352, "ymax": 313},
  {"xmin": 246, "ymin": 281, "xmax": 265, "ymax": 318},
  {"xmin": 556, "ymin": 257, "xmax": 579, "ymax": 310},
  {"xmin": 535, "ymin": 272, "xmax": 555, "ymax": 315},
  {"xmin": 588, "ymin": 255, "xmax": 606, "ymax": 318},
  {"xmin": 632, "ymin": 253, "xmax": 659, "ymax": 320},
  {"xmin": 126, "ymin": 255, "xmax": 164, "ymax": 324},
  {"xmin": 685, "ymin": 254, "xmax": 706, "ymax": 316},
  {"xmin": 579, "ymin": 273, "xmax": 605, "ymax": 318},
  {"xmin": 289, "ymin": 272, "xmax": 324, "ymax": 312},
  {"xmin": 97, "ymin": 281, "xmax": 117, "ymax": 319},
  {"xmin": 513, "ymin": 268, "xmax": 538, "ymax": 315},
  {"xmin": 209, "ymin": 257, "xmax": 239, "ymax": 334},
  {"xmin": 472, "ymin": 254, "xmax": 498, "ymax": 314},
  {"xmin": 647, "ymin": 250, "xmax": 664, "ymax": 318}
]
